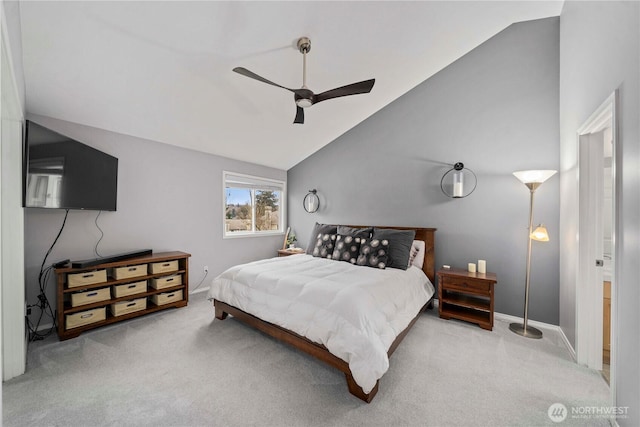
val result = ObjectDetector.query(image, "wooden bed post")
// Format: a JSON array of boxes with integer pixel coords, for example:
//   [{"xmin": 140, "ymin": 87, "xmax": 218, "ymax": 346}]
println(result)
[
  {"xmin": 345, "ymin": 374, "xmax": 378, "ymax": 403},
  {"xmin": 215, "ymin": 304, "xmax": 228, "ymax": 320}
]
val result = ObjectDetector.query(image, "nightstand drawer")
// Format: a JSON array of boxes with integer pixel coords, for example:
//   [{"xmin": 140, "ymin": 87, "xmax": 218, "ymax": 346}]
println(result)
[{"xmin": 441, "ymin": 277, "xmax": 490, "ymax": 293}]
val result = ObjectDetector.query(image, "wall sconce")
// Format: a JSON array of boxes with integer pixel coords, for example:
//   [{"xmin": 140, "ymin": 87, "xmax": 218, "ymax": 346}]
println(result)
[
  {"xmin": 441, "ymin": 162, "xmax": 477, "ymax": 198},
  {"xmin": 509, "ymin": 169, "xmax": 556, "ymax": 339},
  {"xmin": 303, "ymin": 189, "xmax": 320, "ymax": 213}
]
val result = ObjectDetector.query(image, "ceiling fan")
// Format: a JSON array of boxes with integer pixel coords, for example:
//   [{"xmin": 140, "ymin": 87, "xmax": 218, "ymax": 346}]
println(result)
[{"xmin": 233, "ymin": 37, "xmax": 375, "ymax": 124}]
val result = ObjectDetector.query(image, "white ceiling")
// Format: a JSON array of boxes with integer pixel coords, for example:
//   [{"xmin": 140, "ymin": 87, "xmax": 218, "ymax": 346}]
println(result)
[{"xmin": 19, "ymin": 1, "xmax": 563, "ymax": 170}]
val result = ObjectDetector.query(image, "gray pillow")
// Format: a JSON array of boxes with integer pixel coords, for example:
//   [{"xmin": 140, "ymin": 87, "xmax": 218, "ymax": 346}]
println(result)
[
  {"xmin": 306, "ymin": 223, "xmax": 337, "ymax": 254},
  {"xmin": 337, "ymin": 225, "xmax": 372, "ymax": 240},
  {"xmin": 371, "ymin": 228, "xmax": 416, "ymax": 270}
]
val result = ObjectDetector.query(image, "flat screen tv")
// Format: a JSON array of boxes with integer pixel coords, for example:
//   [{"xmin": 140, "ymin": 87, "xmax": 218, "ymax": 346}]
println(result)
[{"xmin": 23, "ymin": 121, "xmax": 118, "ymax": 211}]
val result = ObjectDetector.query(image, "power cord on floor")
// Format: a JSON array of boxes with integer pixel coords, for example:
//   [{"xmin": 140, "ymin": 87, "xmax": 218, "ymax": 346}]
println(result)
[{"xmin": 190, "ymin": 269, "xmax": 209, "ymax": 293}]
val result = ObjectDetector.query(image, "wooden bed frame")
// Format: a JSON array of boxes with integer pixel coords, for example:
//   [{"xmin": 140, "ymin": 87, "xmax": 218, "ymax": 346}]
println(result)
[{"xmin": 213, "ymin": 226, "xmax": 436, "ymax": 403}]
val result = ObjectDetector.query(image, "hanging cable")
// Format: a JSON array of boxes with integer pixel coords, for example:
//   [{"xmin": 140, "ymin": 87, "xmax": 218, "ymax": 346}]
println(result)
[
  {"xmin": 28, "ymin": 209, "xmax": 69, "ymax": 341},
  {"xmin": 94, "ymin": 210, "xmax": 104, "ymax": 258},
  {"xmin": 190, "ymin": 270, "xmax": 209, "ymax": 293}
]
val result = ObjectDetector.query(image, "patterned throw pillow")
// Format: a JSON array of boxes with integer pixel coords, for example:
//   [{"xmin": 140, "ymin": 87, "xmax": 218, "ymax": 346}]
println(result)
[
  {"xmin": 331, "ymin": 234, "xmax": 363, "ymax": 264},
  {"xmin": 356, "ymin": 238, "xmax": 389, "ymax": 269},
  {"xmin": 312, "ymin": 233, "xmax": 337, "ymax": 259}
]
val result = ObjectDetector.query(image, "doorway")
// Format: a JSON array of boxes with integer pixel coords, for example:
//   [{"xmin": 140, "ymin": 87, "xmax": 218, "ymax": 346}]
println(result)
[{"xmin": 575, "ymin": 91, "xmax": 617, "ymax": 392}]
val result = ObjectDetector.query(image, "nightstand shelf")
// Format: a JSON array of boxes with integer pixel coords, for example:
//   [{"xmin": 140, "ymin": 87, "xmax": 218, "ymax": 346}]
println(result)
[
  {"xmin": 441, "ymin": 291, "xmax": 491, "ymax": 311},
  {"xmin": 437, "ymin": 268, "xmax": 497, "ymax": 330},
  {"xmin": 439, "ymin": 303, "xmax": 490, "ymax": 325}
]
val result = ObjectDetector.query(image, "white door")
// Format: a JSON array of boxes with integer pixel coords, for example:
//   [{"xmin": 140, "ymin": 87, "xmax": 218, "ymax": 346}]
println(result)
[{"xmin": 577, "ymin": 130, "xmax": 605, "ymax": 370}]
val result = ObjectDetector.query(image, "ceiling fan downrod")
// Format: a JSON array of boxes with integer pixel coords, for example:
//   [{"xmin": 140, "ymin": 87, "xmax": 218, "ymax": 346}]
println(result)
[
  {"xmin": 298, "ymin": 37, "xmax": 311, "ymax": 89},
  {"xmin": 296, "ymin": 37, "xmax": 313, "ymax": 107}
]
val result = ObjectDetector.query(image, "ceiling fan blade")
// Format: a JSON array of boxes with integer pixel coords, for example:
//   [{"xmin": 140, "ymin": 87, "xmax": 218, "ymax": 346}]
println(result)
[
  {"xmin": 294, "ymin": 106, "xmax": 304, "ymax": 124},
  {"xmin": 233, "ymin": 67, "xmax": 296, "ymax": 93},
  {"xmin": 314, "ymin": 79, "xmax": 375, "ymax": 104}
]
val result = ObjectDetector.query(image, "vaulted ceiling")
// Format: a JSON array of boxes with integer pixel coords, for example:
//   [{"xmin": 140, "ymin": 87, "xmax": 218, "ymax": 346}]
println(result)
[{"xmin": 19, "ymin": 1, "xmax": 563, "ymax": 170}]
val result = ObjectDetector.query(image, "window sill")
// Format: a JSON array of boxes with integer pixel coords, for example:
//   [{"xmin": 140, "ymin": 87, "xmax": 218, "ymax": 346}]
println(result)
[{"xmin": 223, "ymin": 232, "xmax": 285, "ymax": 239}]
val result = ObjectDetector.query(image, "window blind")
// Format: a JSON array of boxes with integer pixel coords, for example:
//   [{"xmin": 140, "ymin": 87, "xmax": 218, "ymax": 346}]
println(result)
[{"xmin": 224, "ymin": 172, "xmax": 284, "ymax": 191}]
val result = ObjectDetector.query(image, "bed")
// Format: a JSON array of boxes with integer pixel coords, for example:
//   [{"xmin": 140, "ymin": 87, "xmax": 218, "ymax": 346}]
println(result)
[{"xmin": 207, "ymin": 226, "xmax": 436, "ymax": 402}]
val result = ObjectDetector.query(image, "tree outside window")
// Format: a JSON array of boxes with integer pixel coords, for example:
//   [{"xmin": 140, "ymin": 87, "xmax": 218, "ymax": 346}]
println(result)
[{"xmin": 223, "ymin": 172, "xmax": 285, "ymax": 237}]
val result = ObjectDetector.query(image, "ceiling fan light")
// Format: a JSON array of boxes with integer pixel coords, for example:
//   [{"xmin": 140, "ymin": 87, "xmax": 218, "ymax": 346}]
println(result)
[{"xmin": 295, "ymin": 98, "xmax": 313, "ymax": 108}]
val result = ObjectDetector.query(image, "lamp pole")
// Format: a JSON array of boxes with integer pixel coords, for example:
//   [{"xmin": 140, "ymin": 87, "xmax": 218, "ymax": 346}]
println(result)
[
  {"xmin": 509, "ymin": 174, "xmax": 552, "ymax": 339},
  {"xmin": 510, "ymin": 184, "xmax": 543, "ymax": 338}
]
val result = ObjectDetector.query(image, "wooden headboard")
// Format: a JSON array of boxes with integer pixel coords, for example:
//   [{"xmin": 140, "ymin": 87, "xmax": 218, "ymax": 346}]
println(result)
[{"xmin": 346, "ymin": 226, "xmax": 436, "ymax": 284}]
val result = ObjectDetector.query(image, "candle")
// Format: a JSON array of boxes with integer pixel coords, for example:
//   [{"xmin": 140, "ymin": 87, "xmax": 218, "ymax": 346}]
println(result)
[
  {"xmin": 453, "ymin": 182, "xmax": 463, "ymax": 197},
  {"xmin": 468, "ymin": 263, "xmax": 476, "ymax": 273},
  {"xmin": 453, "ymin": 170, "xmax": 464, "ymax": 197},
  {"xmin": 478, "ymin": 260, "xmax": 486, "ymax": 274}
]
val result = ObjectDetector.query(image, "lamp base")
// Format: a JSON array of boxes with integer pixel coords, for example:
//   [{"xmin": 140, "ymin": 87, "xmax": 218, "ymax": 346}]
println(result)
[{"xmin": 509, "ymin": 322, "xmax": 543, "ymax": 339}]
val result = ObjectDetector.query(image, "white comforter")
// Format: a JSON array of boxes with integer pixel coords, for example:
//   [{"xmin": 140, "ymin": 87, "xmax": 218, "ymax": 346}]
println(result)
[{"xmin": 207, "ymin": 254, "xmax": 434, "ymax": 394}]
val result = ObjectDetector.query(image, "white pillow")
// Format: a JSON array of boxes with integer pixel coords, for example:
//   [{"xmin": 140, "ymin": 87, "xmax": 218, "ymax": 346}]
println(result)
[{"xmin": 407, "ymin": 240, "xmax": 426, "ymax": 269}]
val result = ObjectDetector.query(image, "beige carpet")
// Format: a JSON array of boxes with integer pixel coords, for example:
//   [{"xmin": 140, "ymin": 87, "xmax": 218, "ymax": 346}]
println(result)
[{"xmin": 3, "ymin": 292, "xmax": 610, "ymax": 426}]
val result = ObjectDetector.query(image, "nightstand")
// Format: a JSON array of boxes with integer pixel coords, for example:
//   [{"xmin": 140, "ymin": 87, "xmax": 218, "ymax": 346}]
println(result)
[
  {"xmin": 437, "ymin": 268, "xmax": 497, "ymax": 331},
  {"xmin": 277, "ymin": 248, "xmax": 305, "ymax": 257}
]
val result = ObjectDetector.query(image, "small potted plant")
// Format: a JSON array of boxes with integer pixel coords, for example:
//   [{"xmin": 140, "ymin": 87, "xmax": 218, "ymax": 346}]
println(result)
[{"xmin": 286, "ymin": 233, "xmax": 297, "ymax": 249}]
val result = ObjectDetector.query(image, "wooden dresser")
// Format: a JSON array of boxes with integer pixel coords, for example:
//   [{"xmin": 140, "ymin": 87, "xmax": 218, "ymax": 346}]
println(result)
[{"xmin": 55, "ymin": 251, "xmax": 190, "ymax": 340}]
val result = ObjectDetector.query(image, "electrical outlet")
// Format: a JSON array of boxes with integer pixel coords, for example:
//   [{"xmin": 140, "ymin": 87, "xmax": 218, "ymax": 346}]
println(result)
[{"xmin": 204, "ymin": 265, "xmax": 209, "ymax": 273}]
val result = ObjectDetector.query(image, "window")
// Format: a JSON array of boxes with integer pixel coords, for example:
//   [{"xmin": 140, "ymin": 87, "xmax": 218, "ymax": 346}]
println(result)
[{"xmin": 223, "ymin": 171, "xmax": 286, "ymax": 237}]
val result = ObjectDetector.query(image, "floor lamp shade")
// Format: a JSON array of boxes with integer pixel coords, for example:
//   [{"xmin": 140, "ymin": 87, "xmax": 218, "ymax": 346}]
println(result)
[
  {"xmin": 513, "ymin": 170, "xmax": 557, "ymax": 189},
  {"xmin": 509, "ymin": 170, "xmax": 556, "ymax": 339}
]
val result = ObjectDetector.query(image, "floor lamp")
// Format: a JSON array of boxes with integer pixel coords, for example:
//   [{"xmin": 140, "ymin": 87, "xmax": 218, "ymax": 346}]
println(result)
[{"xmin": 509, "ymin": 170, "xmax": 557, "ymax": 339}]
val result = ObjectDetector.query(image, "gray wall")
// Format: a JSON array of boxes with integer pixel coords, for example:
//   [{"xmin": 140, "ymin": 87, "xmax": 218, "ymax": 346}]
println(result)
[
  {"xmin": 558, "ymin": 1, "xmax": 639, "ymax": 425},
  {"xmin": 288, "ymin": 18, "xmax": 560, "ymax": 324},
  {"xmin": 24, "ymin": 115, "xmax": 286, "ymax": 325}
]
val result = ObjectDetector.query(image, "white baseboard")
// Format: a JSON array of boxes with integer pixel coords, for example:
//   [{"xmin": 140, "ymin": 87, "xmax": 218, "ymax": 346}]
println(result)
[
  {"xmin": 494, "ymin": 311, "xmax": 559, "ymax": 331},
  {"xmin": 558, "ymin": 327, "xmax": 577, "ymax": 361},
  {"xmin": 494, "ymin": 311, "xmax": 576, "ymax": 360}
]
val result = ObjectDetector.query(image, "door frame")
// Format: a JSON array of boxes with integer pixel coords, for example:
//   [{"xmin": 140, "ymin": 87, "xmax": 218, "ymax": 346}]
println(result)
[
  {"xmin": 1, "ymin": 7, "xmax": 27, "ymax": 380},
  {"xmin": 575, "ymin": 90, "xmax": 618, "ymax": 401}
]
